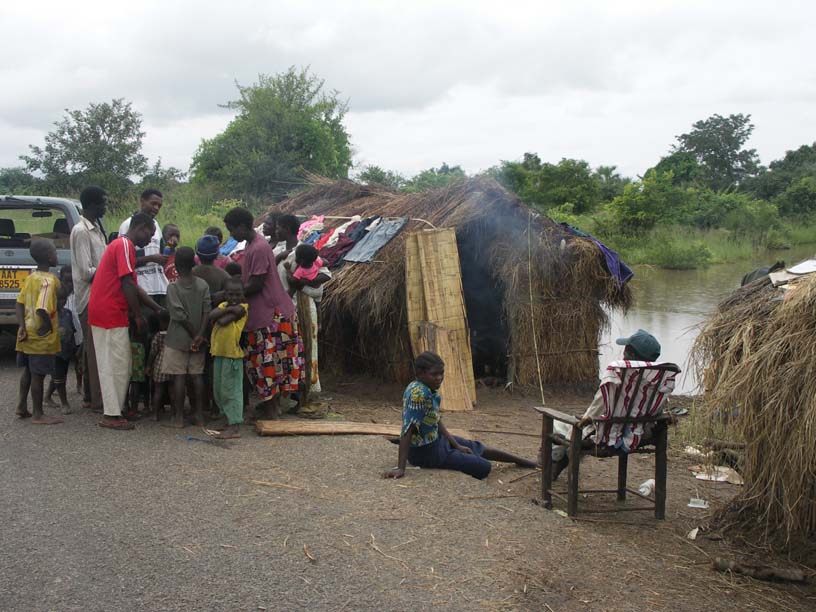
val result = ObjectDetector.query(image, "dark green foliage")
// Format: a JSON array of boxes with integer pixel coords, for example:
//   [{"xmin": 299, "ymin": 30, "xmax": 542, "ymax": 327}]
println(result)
[
  {"xmin": 673, "ymin": 113, "xmax": 760, "ymax": 191},
  {"xmin": 608, "ymin": 170, "xmax": 690, "ymax": 234},
  {"xmin": 402, "ymin": 163, "xmax": 466, "ymax": 192},
  {"xmin": 20, "ymin": 98, "xmax": 148, "ymax": 198},
  {"xmin": 745, "ymin": 143, "xmax": 816, "ymax": 200},
  {"xmin": 0, "ymin": 167, "xmax": 40, "ymax": 194},
  {"xmin": 594, "ymin": 165, "xmax": 630, "ymax": 202},
  {"xmin": 491, "ymin": 154, "xmax": 604, "ymax": 213},
  {"xmin": 190, "ymin": 67, "xmax": 352, "ymax": 199},
  {"xmin": 652, "ymin": 151, "xmax": 702, "ymax": 187},
  {"xmin": 357, "ymin": 165, "xmax": 405, "ymax": 190},
  {"xmin": 771, "ymin": 177, "xmax": 816, "ymax": 217},
  {"xmin": 139, "ymin": 158, "xmax": 186, "ymax": 193}
]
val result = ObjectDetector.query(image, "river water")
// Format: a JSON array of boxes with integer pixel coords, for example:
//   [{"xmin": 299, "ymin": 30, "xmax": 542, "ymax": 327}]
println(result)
[{"xmin": 601, "ymin": 243, "xmax": 816, "ymax": 394}]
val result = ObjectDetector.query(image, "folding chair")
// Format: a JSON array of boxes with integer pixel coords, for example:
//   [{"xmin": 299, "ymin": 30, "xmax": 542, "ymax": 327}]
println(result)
[{"xmin": 535, "ymin": 362, "xmax": 680, "ymax": 519}]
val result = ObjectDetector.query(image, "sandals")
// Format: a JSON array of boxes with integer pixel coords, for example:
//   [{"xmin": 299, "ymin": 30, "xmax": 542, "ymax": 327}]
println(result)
[
  {"xmin": 98, "ymin": 419, "xmax": 135, "ymax": 431},
  {"xmin": 31, "ymin": 415, "xmax": 64, "ymax": 425}
]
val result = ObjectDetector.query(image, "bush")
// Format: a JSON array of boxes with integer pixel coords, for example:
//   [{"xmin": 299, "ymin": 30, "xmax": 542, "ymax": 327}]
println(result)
[
  {"xmin": 645, "ymin": 239, "xmax": 712, "ymax": 269},
  {"xmin": 608, "ymin": 170, "xmax": 690, "ymax": 234}
]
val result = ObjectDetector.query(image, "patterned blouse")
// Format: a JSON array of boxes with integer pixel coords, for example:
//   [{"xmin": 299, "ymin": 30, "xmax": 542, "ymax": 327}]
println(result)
[{"xmin": 401, "ymin": 381, "xmax": 441, "ymax": 447}]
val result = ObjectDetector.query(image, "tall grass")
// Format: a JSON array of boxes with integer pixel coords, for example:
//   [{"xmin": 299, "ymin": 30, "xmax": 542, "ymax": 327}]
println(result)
[
  {"xmin": 595, "ymin": 223, "xmax": 816, "ymax": 269},
  {"xmin": 107, "ymin": 184, "xmax": 251, "ymax": 247}
]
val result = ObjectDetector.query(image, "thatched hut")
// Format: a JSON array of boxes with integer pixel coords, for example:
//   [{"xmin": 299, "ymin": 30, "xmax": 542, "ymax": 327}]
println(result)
[
  {"xmin": 265, "ymin": 177, "xmax": 631, "ymax": 386},
  {"xmin": 692, "ymin": 275, "xmax": 816, "ymax": 549}
]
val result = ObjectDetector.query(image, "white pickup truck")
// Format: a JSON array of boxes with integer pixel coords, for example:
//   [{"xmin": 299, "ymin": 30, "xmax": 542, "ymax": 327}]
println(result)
[{"xmin": 0, "ymin": 195, "xmax": 83, "ymax": 329}]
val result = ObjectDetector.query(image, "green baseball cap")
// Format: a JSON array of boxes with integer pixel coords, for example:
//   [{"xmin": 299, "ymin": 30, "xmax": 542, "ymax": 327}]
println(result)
[{"xmin": 616, "ymin": 329, "xmax": 661, "ymax": 361}]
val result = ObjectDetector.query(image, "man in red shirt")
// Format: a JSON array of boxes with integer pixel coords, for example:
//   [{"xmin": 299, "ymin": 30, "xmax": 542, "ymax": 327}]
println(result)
[{"xmin": 88, "ymin": 212, "xmax": 163, "ymax": 430}]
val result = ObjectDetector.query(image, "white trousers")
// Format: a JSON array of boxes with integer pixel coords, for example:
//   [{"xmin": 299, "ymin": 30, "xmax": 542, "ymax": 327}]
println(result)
[{"xmin": 91, "ymin": 325, "xmax": 131, "ymax": 417}]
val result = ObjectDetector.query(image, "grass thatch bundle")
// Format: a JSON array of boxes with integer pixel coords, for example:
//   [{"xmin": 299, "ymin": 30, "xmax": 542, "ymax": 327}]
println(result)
[
  {"xmin": 692, "ymin": 276, "xmax": 816, "ymax": 547},
  {"xmin": 266, "ymin": 177, "xmax": 630, "ymax": 386}
]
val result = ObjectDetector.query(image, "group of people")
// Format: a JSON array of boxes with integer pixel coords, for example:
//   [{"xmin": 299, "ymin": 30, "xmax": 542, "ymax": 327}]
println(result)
[
  {"xmin": 14, "ymin": 182, "xmax": 667, "ymax": 480},
  {"xmin": 15, "ymin": 186, "xmax": 328, "ymax": 439}
]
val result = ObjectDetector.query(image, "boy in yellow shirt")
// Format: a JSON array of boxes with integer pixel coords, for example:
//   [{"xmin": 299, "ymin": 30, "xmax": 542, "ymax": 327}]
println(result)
[
  {"xmin": 16, "ymin": 240, "xmax": 62, "ymax": 424},
  {"xmin": 207, "ymin": 277, "xmax": 248, "ymax": 439}
]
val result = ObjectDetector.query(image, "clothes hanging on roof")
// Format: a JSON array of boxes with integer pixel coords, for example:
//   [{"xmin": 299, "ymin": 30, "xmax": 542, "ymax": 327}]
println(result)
[
  {"xmin": 320, "ymin": 232, "xmax": 358, "ymax": 268},
  {"xmin": 343, "ymin": 217, "xmax": 408, "ymax": 263},
  {"xmin": 326, "ymin": 216, "xmax": 361, "ymax": 247},
  {"xmin": 297, "ymin": 215, "xmax": 325, "ymax": 240},
  {"xmin": 560, "ymin": 223, "xmax": 633, "ymax": 287},
  {"xmin": 314, "ymin": 228, "xmax": 335, "ymax": 250},
  {"xmin": 345, "ymin": 216, "xmax": 378, "ymax": 242},
  {"xmin": 302, "ymin": 231, "xmax": 322, "ymax": 246}
]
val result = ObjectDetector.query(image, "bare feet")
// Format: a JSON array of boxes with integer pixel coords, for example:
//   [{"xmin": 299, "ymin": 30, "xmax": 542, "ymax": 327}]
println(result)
[
  {"xmin": 16, "ymin": 409, "xmax": 32, "ymax": 419},
  {"xmin": 32, "ymin": 415, "xmax": 64, "ymax": 425},
  {"xmin": 61, "ymin": 404, "xmax": 73, "ymax": 416}
]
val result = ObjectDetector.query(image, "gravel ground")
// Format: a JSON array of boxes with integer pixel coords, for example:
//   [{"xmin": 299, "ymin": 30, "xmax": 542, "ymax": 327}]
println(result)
[{"xmin": 1, "ymin": 338, "xmax": 812, "ymax": 611}]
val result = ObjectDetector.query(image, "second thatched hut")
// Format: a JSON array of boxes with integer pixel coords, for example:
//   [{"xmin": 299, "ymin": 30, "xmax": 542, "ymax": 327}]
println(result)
[{"xmin": 264, "ymin": 177, "xmax": 631, "ymax": 386}]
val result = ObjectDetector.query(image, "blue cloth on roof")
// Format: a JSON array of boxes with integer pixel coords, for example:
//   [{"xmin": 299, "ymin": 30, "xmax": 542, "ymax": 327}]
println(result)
[
  {"xmin": 560, "ymin": 223, "xmax": 633, "ymax": 287},
  {"xmin": 302, "ymin": 231, "xmax": 322, "ymax": 246},
  {"xmin": 345, "ymin": 216, "xmax": 377, "ymax": 242},
  {"xmin": 343, "ymin": 217, "xmax": 408, "ymax": 263}
]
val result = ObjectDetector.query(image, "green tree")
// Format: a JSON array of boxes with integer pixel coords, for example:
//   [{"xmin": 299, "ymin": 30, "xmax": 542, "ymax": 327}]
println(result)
[
  {"xmin": 357, "ymin": 165, "xmax": 405, "ymax": 190},
  {"xmin": 402, "ymin": 163, "xmax": 466, "ymax": 192},
  {"xmin": 0, "ymin": 167, "xmax": 39, "ymax": 194},
  {"xmin": 593, "ymin": 165, "xmax": 630, "ymax": 202},
  {"xmin": 190, "ymin": 67, "xmax": 352, "ymax": 199},
  {"xmin": 652, "ymin": 151, "xmax": 702, "ymax": 187},
  {"xmin": 673, "ymin": 113, "xmax": 759, "ymax": 191},
  {"xmin": 492, "ymin": 155, "xmax": 601, "ymax": 213},
  {"xmin": 679, "ymin": 189, "xmax": 758, "ymax": 229},
  {"xmin": 21, "ymin": 98, "xmax": 147, "ymax": 196},
  {"xmin": 723, "ymin": 197, "xmax": 780, "ymax": 248},
  {"xmin": 608, "ymin": 170, "xmax": 690, "ymax": 234},
  {"xmin": 140, "ymin": 158, "xmax": 187, "ymax": 192},
  {"xmin": 744, "ymin": 143, "xmax": 816, "ymax": 202},
  {"xmin": 775, "ymin": 176, "xmax": 816, "ymax": 216}
]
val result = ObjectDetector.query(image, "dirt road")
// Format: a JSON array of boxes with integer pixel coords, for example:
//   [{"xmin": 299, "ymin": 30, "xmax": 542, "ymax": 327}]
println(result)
[{"xmin": 0, "ymin": 340, "xmax": 811, "ymax": 611}]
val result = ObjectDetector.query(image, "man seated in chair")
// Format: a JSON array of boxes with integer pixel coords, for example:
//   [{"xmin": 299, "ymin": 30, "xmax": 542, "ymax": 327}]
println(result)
[{"xmin": 552, "ymin": 329, "xmax": 670, "ymax": 479}]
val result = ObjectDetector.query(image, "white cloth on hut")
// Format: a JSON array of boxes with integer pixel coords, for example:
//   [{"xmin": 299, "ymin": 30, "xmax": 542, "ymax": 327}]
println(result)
[{"xmin": 325, "ymin": 216, "xmax": 361, "ymax": 247}]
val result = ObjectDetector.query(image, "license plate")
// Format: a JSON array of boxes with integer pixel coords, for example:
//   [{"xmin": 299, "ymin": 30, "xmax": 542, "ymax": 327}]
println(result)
[{"xmin": 0, "ymin": 268, "xmax": 31, "ymax": 290}]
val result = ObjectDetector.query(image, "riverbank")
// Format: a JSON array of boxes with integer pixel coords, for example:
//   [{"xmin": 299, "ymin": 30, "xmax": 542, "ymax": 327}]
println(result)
[{"xmin": 602, "ymin": 224, "xmax": 816, "ymax": 270}]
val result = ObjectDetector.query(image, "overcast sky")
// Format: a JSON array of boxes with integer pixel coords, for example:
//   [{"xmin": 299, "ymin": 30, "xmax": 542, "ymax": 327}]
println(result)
[{"xmin": 1, "ymin": 0, "xmax": 813, "ymax": 181}]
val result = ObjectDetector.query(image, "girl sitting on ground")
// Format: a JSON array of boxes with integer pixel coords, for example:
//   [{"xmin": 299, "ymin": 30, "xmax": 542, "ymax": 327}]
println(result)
[{"xmin": 384, "ymin": 352, "xmax": 538, "ymax": 480}]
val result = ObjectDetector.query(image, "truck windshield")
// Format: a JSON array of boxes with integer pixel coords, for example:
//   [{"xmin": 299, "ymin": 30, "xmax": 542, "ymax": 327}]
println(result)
[{"xmin": 0, "ymin": 206, "xmax": 71, "ymax": 248}]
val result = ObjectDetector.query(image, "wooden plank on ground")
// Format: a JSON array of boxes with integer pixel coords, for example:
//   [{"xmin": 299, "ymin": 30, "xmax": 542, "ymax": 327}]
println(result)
[{"xmin": 255, "ymin": 420, "xmax": 471, "ymax": 438}]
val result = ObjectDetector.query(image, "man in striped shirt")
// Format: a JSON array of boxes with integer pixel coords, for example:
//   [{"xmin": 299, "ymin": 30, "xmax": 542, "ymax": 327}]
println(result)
[{"xmin": 88, "ymin": 213, "xmax": 163, "ymax": 430}]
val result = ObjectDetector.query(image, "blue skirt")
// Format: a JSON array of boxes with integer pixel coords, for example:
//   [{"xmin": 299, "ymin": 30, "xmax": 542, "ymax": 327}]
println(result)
[{"xmin": 408, "ymin": 435, "xmax": 491, "ymax": 480}]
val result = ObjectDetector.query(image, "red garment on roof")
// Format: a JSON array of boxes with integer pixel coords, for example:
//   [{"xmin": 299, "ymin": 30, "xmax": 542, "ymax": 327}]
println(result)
[{"xmin": 314, "ymin": 228, "xmax": 335, "ymax": 251}]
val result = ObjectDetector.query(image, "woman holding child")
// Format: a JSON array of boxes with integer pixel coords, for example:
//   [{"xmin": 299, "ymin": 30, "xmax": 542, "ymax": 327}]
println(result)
[
  {"xmin": 223, "ymin": 207, "xmax": 303, "ymax": 418},
  {"xmin": 272, "ymin": 214, "xmax": 331, "ymax": 397}
]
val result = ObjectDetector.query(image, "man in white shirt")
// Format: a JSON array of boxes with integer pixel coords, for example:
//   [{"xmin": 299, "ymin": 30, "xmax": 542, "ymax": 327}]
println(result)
[{"xmin": 118, "ymin": 189, "xmax": 169, "ymax": 306}]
